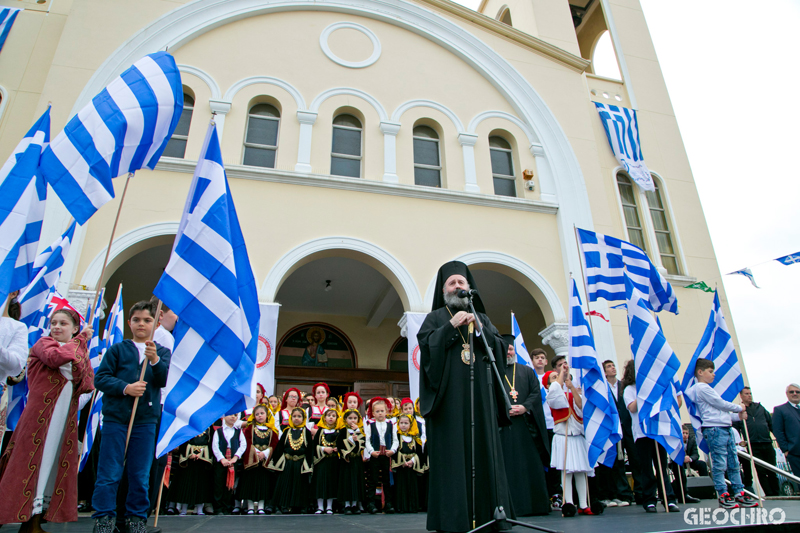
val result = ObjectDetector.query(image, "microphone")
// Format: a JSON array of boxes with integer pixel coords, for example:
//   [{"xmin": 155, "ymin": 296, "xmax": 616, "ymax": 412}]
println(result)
[{"xmin": 457, "ymin": 289, "xmax": 478, "ymax": 298}]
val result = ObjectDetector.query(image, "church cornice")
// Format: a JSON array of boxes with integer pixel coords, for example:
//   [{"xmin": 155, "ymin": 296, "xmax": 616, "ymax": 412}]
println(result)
[{"xmin": 419, "ymin": 0, "xmax": 591, "ymax": 73}]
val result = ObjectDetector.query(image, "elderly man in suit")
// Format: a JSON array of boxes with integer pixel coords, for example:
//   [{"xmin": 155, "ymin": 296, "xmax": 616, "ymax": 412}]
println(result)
[{"xmin": 773, "ymin": 383, "xmax": 800, "ymax": 478}]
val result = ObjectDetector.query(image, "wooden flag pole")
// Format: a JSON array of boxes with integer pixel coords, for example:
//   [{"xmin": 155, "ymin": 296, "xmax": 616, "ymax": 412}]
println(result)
[
  {"xmin": 742, "ymin": 413, "xmax": 764, "ymax": 507},
  {"xmin": 124, "ymin": 300, "xmax": 163, "ymax": 454},
  {"xmin": 153, "ymin": 460, "xmax": 168, "ymax": 527},
  {"xmin": 654, "ymin": 442, "xmax": 670, "ymax": 512},
  {"xmin": 678, "ymin": 463, "xmax": 687, "ymax": 504}
]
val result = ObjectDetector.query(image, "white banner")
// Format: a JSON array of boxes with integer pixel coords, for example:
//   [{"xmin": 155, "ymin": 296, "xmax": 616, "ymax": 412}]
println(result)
[
  {"xmin": 256, "ymin": 303, "xmax": 280, "ymax": 396},
  {"xmin": 405, "ymin": 312, "xmax": 427, "ymax": 402}
]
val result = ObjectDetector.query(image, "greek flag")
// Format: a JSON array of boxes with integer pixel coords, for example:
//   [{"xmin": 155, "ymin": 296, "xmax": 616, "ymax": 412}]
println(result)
[
  {"xmin": 0, "ymin": 107, "xmax": 50, "ymax": 307},
  {"xmin": 80, "ymin": 285, "xmax": 123, "ymax": 471},
  {"xmin": 578, "ymin": 228, "xmax": 678, "ymax": 314},
  {"xmin": 40, "ymin": 52, "xmax": 183, "ymax": 225},
  {"xmin": 681, "ymin": 290, "xmax": 743, "ymax": 454},
  {"xmin": 510, "ymin": 312, "xmax": 533, "ymax": 369},
  {"xmin": 626, "ymin": 277, "xmax": 683, "ymax": 462},
  {"xmin": 154, "ymin": 123, "xmax": 260, "ymax": 457},
  {"xmin": 594, "ymin": 102, "xmax": 654, "ymax": 191},
  {"xmin": 5, "ymin": 378, "xmax": 27, "ymax": 431},
  {"xmin": 18, "ymin": 221, "xmax": 77, "ymax": 346},
  {"xmin": 568, "ymin": 280, "xmax": 620, "ymax": 467},
  {"xmin": 727, "ymin": 268, "xmax": 759, "ymax": 289},
  {"xmin": 776, "ymin": 252, "xmax": 800, "ymax": 266},
  {"xmin": 0, "ymin": 8, "xmax": 20, "ymax": 54}
]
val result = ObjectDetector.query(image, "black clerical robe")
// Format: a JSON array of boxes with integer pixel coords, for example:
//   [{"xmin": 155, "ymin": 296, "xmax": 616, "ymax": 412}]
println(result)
[
  {"xmin": 499, "ymin": 362, "xmax": 551, "ymax": 516},
  {"xmin": 419, "ymin": 306, "xmax": 514, "ymax": 532}
]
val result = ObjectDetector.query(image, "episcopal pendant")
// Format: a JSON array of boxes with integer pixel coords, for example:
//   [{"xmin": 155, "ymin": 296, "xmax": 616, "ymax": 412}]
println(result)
[
  {"xmin": 461, "ymin": 343, "xmax": 472, "ymax": 364},
  {"xmin": 509, "ymin": 388, "xmax": 519, "ymax": 401}
]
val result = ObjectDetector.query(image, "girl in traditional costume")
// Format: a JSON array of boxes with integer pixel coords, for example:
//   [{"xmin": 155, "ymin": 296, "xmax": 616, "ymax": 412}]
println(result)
[
  {"xmin": 544, "ymin": 367, "xmax": 596, "ymax": 517},
  {"xmin": 278, "ymin": 388, "xmax": 302, "ymax": 432},
  {"xmin": 240, "ymin": 405, "xmax": 280, "ymax": 514},
  {"xmin": 307, "ymin": 382, "xmax": 330, "ymax": 435},
  {"xmin": 337, "ymin": 409, "xmax": 366, "ymax": 515},
  {"xmin": 270, "ymin": 407, "xmax": 314, "ymax": 514},
  {"xmin": 0, "ymin": 308, "xmax": 94, "ymax": 532},
  {"xmin": 403, "ymin": 398, "xmax": 428, "ymax": 510},
  {"xmin": 172, "ymin": 428, "xmax": 214, "ymax": 515},
  {"xmin": 392, "ymin": 414, "xmax": 425, "ymax": 513},
  {"xmin": 312, "ymin": 408, "xmax": 341, "ymax": 514},
  {"xmin": 267, "ymin": 395, "xmax": 281, "ymax": 419}
]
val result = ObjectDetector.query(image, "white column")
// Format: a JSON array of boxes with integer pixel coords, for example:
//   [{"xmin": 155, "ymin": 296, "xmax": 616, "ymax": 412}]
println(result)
[
  {"xmin": 530, "ymin": 143, "xmax": 558, "ymax": 203},
  {"xmin": 458, "ymin": 133, "xmax": 480, "ymax": 193},
  {"xmin": 538, "ymin": 323, "xmax": 569, "ymax": 357},
  {"xmin": 295, "ymin": 111, "xmax": 318, "ymax": 173},
  {"xmin": 208, "ymin": 99, "xmax": 232, "ymax": 138},
  {"xmin": 380, "ymin": 121, "xmax": 401, "ymax": 183}
]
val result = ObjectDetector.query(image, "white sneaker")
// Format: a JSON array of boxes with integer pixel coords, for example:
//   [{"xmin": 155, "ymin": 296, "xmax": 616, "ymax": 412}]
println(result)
[
  {"xmin": 613, "ymin": 499, "xmax": 630, "ymax": 507},
  {"xmin": 602, "ymin": 500, "xmax": 617, "ymax": 507}
]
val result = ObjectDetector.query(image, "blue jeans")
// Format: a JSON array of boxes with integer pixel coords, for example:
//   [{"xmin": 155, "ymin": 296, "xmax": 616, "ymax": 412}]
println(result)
[
  {"xmin": 92, "ymin": 422, "xmax": 156, "ymax": 519},
  {"xmin": 703, "ymin": 426, "xmax": 744, "ymax": 496}
]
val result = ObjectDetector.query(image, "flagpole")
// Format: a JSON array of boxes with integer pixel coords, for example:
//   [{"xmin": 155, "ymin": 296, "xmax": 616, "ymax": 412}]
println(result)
[
  {"xmin": 153, "ymin": 455, "xmax": 169, "ymax": 527},
  {"xmin": 678, "ymin": 464, "xmax": 687, "ymax": 505},
  {"xmin": 77, "ymin": 293, "xmax": 104, "ymax": 469},
  {"xmin": 124, "ymin": 300, "xmax": 163, "ymax": 454},
  {"xmin": 741, "ymin": 410, "xmax": 764, "ymax": 507},
  {"xmin": 654, "ymin": 443, "xmax": 670, "ymax": 513}
]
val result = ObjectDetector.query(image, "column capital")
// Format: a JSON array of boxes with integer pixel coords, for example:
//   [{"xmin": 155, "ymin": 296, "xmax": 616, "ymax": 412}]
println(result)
[
  {"xmin": 458, "ymin": 133, "xmax": 479, "ymax": 147},
  {"xmin": 380, "ymin": 121, "xmax": 401, "ymax": 135},
  {"xmin": 538, "ymin": 322, "xmax": 569, "ymax": 356},
  {"xmin": 296, "ymin": 111, "xmax": 318, "ymax": 125},
  {"xmin": 529, "ymin": 142, "xmax": 545, "ymax": 157},
  {"xmin": 208, "ymin": 99, "xmax": 232, "ymax": 115},
  {"xmin": 67, "ymin": 289, "xmax": 106, "ymax": 321}
]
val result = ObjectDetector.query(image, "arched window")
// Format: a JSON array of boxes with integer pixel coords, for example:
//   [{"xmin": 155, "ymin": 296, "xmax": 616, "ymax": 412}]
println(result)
[
  {"xmin": 163, "ymin": 92, "xmax": 193, "ymax": 158},
  {"xmin": 331, "ymin": 114, "xmax": 362, "ymax": 178},
  {"xmin": 499, "ymin": 8, "xmax": 513, "ymax": 26},
  {"xmin": 413, "ymin": 125, "xmax": 441, "ymax": 188},
  {"xmin": 616, "ymin": 172, "xmax": 647, "ymax": 251},
  {"xmin": 645, "ymin": 180, "xmax": 679, "ymax": 275},
  {"xmin": 243, "ymin": 103, "xmax": 280, "ymax": 168},
  {"xmin": 489, "ymin": 136, "xmax": 516, "ymax": 197}
]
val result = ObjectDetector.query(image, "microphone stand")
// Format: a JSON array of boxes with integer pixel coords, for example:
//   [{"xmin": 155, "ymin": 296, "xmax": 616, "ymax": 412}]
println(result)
[{"xmin": 464, "ymin": 294, "xmax": 560, "ymax": 533}]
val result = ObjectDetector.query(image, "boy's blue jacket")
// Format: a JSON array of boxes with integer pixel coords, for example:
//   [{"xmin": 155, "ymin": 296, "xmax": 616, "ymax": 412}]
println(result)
[{"xmin": 95, "ymin": 339, "xmax": 171, "ymax": 425}]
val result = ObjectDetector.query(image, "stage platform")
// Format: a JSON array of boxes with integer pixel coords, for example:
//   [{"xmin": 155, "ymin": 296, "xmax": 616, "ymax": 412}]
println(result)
[{"xmin": 4, "ymin": 500, "xmax": 799, "ymax": 533}]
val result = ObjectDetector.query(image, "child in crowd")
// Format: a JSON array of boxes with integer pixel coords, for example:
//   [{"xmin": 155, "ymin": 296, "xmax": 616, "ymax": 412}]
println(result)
[
  {"xmin": 313, "ymin": 408, "xmax": 341, "ymax": 514},
  {"xmin": 392, "ymin": 414, "xmax": 425, "ymax": 513},
  {"xmin": 307, "ymin": 383, "xmax": 330, "ymax": 434},
  {"xmin": 279, "ymin": 388, "xmax": 302, "ymax": 431},
  {"xmin": 686, "ymin": 359, "xmax": 757, "ymax": 509},
  {"xmin": 239, "ymin": 405, "xmax": 280, "ymax": 514},
  {"xmin": 343, "ymin": 392, "xmax": 364, "ymax": 419},
  {"xmin": 270, "ymin": 407, "xmax": 314, "ymax": 514},
  {"xmin": 267, "ymin": 395, "xmax": 281, "ymax": 419},
  {"xmin": 326, "ymin": 397, "xmax": 341, "ymax": 413},
  {"xmin": 337, "ymin": 409, "xmax": 366, "ymax": 515},
  {"xmin": 212, "ymin": 413, "xmax": 246, "ymax": 515},
  {"xmin": 364, "ymin": 398, "xmax": 398, "ymax": 514},
  {"xmin": 172, "ymin": 428, "xmax": 214, "ymax": 515},
  {"xmin": 545, "ymin": 356, "xmax": 596, "ymax": 518},
  {"xmin": 620, "ymin": 359, "xmax": 679, "ymax": 513}
]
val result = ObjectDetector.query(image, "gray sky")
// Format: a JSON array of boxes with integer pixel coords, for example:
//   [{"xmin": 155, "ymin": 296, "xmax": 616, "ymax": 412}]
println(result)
[{"xmin": 455, "ymin": 0, "xmax": 800, "ymax": 410}]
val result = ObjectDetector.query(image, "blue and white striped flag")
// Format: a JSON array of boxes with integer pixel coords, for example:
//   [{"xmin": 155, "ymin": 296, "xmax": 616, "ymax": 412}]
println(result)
[
  {"xmin": 0, "ymin": 107, "xmax": 50, "ymax": 306},
  {"xmin": 776, "ymin": 252, "xmax": 800, "ymax": 266},
  {"xmin": 0, "ymin": 8, "xmax": 20, "ymax": 54},
  {"xmin": 594, "ymin": 102, "xmax": 654, "ymax": 191},
  {"xmin": 510, "ymin": 312, "xmax": 533, "ymax": 369},
  {"xmin": 40, "ymin": 52, "xmax": 183, "ymax": 225},
  {"xmin": 80, "ymin": 284, "xmax": 123, "ymax": 471},
  {"xmin": 727, "ymin": 268, "xmax": 759, "ymax": 289},
  {"xmin": 568, "ymin": 280, "xmax": 621, "ymax": 467},
  {"xmin": 154, "ymin": 122, "xmax": 260, "ymax": 457},
  {"xmin": 5, "ymin": 377, "xmax": 27, "ymax": 431},
  {"xmin": 626, "ymin": 277, "xmax": 684, "ymax": 462},
  {"xmin": 681, "ymin": 290, "xmax": 743, "ymax": 454},
  {"xmin": 578, "ymin": 228, "xmax": 678, "ymax": 314},
  {"xmin": 18, "ymin": 221, "xmax": 77, "ymax": 346}
]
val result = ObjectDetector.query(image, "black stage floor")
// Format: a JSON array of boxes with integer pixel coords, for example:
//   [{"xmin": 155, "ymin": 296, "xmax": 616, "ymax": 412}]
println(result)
[{"xmin": 4, "ymin": 500, "xmax": 799, "ymax": 533}]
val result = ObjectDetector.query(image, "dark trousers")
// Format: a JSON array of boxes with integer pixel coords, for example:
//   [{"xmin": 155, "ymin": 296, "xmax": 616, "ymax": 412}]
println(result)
[
  {"xmin": 596, "ymin": 455, "xmax": 634, "ymax": 502},
  {"xmin": 545, "ymin": 429, "xmax": 562, "ymax": 498},
  {"xmin": 786, "ymin": 453, "xmax": 800, "ymax": 486},
  {"xmin": 634, "ymin": 437, "xmax": 676, "ymax": 507},
  {"xmin": 92, "ymin": 422, "xmax": 157, "ymax": 519},
  {"xmin": 670, "ymin": 459, "xmax": 709, "ymax": 500},
  {"xmin": 622, "ymin": 432, "xmax": 643, "ymax": 503},
  {"xmin": 214, "ymin": 463, "xmax": 238, "ymax": 514},
  {"xmin": 741, "ymin": 443, "xmax": 781, "ymax": 496},
  {"xmin": 366, "ymin": 455, "xmax": 394, "ymax": 509}
]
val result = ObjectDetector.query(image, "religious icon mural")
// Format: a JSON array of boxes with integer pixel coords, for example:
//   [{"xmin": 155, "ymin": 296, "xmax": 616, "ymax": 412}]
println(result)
[{"xmin": 277, "ymin": 323, "xmax": 356, "ymax": 368}]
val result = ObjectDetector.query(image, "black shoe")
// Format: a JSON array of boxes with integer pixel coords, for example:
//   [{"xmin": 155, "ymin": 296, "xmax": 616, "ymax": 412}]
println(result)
[
  {"xmin": 263, "ymin": 506, "xmax": 273, "ymax": 515},
  {"xmin": 93, "ymin": 516, "xmax": 115, "ymax": 533},
  {"xmin": 367, "ymin": 503, "xmax": 378, "ymax": 515},
  {"xmin": 344, "ymin": 507, "xmax": 353, "ymax": 515},
  {"xmin": 165, "ymin": 507, "xmax": 177, "ymax": 516},
  {"xmin": 668, "ymin": 503, "xmax": 680, "ymax": 513},
  {"xmin": 384, "ymin": 504, "xmax": 395, "ymax": 514},
  {"xmin": 561, "ymin": 503, "xmax": 577, "ymax": 517},
  {"xmin": 685, "ymin": 495, "xmax": 701, "ymax": 504},
  {"xmin": 644, "ymin": 504, "xmax": 657, "ymax": 513},
  {"xmin": 352, "ymin": 506, "xmax": 362, "ymax": 515},
  {"xmin": 125, "ymin": 517, "xmax": 147, "ymax": 533}
]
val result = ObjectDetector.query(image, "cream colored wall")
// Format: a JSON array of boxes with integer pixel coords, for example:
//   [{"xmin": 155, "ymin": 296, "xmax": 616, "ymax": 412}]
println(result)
[{"xmin": 478, "ymin": 0, "xmax": 540, "ymax": 38}]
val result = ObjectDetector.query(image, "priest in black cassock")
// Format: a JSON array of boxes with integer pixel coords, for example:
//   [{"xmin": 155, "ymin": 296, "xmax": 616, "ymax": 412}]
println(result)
[
  {"xmin": 498, "ymin": 335, "xmax": 551, "ymax": 516},
  {"xmin": 418, "ymin": 261, "xmax": 514, "ymax": 533}
]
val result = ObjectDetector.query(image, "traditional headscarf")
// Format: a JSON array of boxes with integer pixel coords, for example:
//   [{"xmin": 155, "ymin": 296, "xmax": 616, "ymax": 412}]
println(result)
[
  {"xmin": 267, "ymin": 395, "xmax": 281, "ymax": 416},
  {"xmin": 325, "ymin": 398, "xmax": 343, "ymax": 414},
  {"xmin": 396, "ymin": 414, "xmax": 423, "ymax": 446},
  {"xmin": 342, "ymin": 392, "xmax": 363, "ymax": 409},
  {"xmin": 341, "ymin": 408, "xmax": 364, "ymax": 432},
  {"xmin": 317, "ymin": 408, "xmax": 342, "ymax": 430},
  {"xmin": 414, "ymin": 397, "xmax": 421, "ymax": 417},
  {"xmin": 542, "ymin": 370, "xmax": 556, "ymax": 390},
  {"xmin": 430, "ymin": 261, "xmax": 486, "ymax": 313},
  {"xmin": 287, "ymin": 407, "xmax": 308, "ymax": 430},
  {"xmin": 282, "ymin": 387, "xmax": 302, "ymax": 409},
  {"xmin": 389, "ymin": 398, "xmax": 401, "ymax": 418},
  {"xmin": 249, "ymin": 404, "xmax": 279, "ymax": 435}
]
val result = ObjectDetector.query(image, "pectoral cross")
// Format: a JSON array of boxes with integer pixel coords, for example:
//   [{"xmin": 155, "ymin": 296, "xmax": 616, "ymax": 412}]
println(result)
[
  {"xmin": 461, "ymin": 343, "xmax": 472, "ymax": 364},
  {"xmin": 509, "ymin": 388, "xmax": 519, "ymax": 401}
]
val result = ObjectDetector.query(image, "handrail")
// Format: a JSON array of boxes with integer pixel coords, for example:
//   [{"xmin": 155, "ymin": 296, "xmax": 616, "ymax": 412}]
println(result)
[{"xmin": 737, "ymin": 449, "xmax": 800, "ymax": 484}]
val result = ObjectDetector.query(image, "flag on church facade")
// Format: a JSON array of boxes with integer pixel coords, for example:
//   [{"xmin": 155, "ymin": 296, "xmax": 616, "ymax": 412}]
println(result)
[
  {"xmin": 594, "ymin": 102, "xmax": 654, "ymax": 191},
  {"xmin": 154, "ymin": 122, "xmax": 260, "ymax": 457},
  {"xmin": 727, "ymin": 267, "xmax": 759, "ymax": 288},
  {"xmin": 0, "ymin": 107, "xmax": 50, "ymax": 307},
  {"xmin": 511, "ymin": 312, "xmax": 534, "ymax": 369},
  {"xmin": 626, "ymin": 278, "xmax": 683, "ymax": 462},
  {"xmin": 578, "ymin": 228, "xmax": 678, "ymax": 314},
  {"xmin": 568, "ymin": 280, "xmax": 620, "ymax": 467},
  {"xmin": 0, "ymin": 8, "xmax": 20, "ymax": 54},
  {"xmin": 40, "ymin": 52, "xmax": 183, "ymax": 224},
  {"xmin": 680, "ymin": 290, "xmax": 744, "ymax": 453}
]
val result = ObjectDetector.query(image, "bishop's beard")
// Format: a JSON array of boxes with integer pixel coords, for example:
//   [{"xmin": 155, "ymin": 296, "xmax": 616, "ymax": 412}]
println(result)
[{"xmin": 443, "ymin": 289, "xmax": 469, "ymax": 311}]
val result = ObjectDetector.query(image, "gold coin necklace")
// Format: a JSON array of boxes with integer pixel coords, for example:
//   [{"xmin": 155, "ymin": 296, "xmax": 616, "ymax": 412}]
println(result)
[{"xmin": 446, "ymin": 306, "xmax": 472, "ymax": 365}]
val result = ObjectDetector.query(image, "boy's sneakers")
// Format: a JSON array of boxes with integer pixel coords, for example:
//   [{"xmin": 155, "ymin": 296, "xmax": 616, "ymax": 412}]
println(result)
[
  {"xmin": 644, "ymin": 504, "xmax": 657, "ymax": 513},
  {"xmin": 718, "ymin": 492, "xmax": 739, "ymax": 509},
  {"xmin": 668, "ymin": 502, "xmax": 680, "ymax": 513},
  {"xmin": 93, "ymin": 516, "xmax": 115, "ymax": 533},
  {"xmin": 735, "ymin": 492, "xmax": 759, "ymax": 508}
]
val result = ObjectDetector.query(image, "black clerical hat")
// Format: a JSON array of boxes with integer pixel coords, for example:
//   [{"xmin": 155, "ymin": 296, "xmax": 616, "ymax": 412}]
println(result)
[{"xmin": 431, "ymin": 260, "xmax": 486, "ymax": 313}]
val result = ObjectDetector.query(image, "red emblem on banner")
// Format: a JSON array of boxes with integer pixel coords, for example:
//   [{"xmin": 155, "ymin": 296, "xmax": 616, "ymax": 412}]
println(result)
[
  {"xmin": 412, "ymin": 345, "xmax": 420, "ymax": 371},
  {"xmin": 256, "ymin": 335, "xmax": 272, "ymax": 369}
]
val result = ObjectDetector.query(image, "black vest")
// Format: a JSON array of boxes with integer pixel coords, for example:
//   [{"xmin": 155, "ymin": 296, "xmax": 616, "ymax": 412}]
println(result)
[
  {"xmin": 216, "ymin": 426, "xmax": 241, "ymax": 458},
  {"xmin": 369, "ymin": 421, "xmax": 393, "ymax": 451}
]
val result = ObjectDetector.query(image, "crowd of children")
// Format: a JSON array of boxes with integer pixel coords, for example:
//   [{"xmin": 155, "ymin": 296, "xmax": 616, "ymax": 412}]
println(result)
[{"xmin": 156, "ymin": 384, "xmax": 429, "ymax": 516}]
